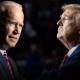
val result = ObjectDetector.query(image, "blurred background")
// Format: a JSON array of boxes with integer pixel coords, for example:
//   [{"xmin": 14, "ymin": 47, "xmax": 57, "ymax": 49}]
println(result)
[{"xmin": 1, "ymin": 0, "xmax": 80, "ymax": 80}]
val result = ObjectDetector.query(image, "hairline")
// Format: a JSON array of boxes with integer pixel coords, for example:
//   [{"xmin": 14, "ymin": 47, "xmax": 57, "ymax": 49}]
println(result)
[
  {"xmin": 0, "ymin": 1, "xmax": 24, "ymax": 27},
  {"xmin": 62, "ymin": 4, "xmax": 80, "ymax": 29},
  {"xmin": 0, "ymin": 1, "xmax": 22, "ymax": 12},
  {"xmin": 62, "ymin": 4, "xmax": 80, "ymax": 12}
]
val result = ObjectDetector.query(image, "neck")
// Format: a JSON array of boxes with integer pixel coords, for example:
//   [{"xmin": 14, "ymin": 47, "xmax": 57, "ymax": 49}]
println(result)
[{"xmin": 66, "ymin": 41, "xmax": 80, "ymax": 50}]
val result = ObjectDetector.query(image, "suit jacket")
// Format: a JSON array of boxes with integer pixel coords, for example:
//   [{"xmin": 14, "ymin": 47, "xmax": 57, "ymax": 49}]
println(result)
[
  {"xmin": 40, "ymin": 45, "xmax": 80, "ymax": 80},
  {"xmin": 0, "ymin": 52, "xmax": 22, "ymax": 80}
]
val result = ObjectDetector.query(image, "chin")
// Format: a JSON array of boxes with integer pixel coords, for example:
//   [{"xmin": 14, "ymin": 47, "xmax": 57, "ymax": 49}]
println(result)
[
  {"xmin": 57, "ymin": 34, "xmax": 62, "ymax": 40},
  {"xmin": 57, "ymin": 35, "xmax": 65, "ymax": 43},
  {"xmin": 9, "ymin": 43, "xmax": 17, "ymax": 48}
]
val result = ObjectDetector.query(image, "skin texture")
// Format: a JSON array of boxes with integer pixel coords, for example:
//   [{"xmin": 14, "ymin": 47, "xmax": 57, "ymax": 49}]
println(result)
[
  {"xmin": 0, "ymin": 6, "xmax": 24, "ymax": 50},
  {"xmin": 57, "ymin": 9, "xmax": 80, "ymax": 49}
]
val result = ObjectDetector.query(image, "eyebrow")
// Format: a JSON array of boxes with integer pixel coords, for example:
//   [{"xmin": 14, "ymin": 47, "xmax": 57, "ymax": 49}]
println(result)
[
  {"xmin": 60, "ymin": 14, "xmax": 70, "ymax": 18},
  {"xmin": 7, "ymin": 19, "xmax": 24, "ymax": 26}
]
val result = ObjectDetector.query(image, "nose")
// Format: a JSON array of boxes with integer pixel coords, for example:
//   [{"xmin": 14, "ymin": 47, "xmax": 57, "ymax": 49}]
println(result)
[
  {"xmin": 13, "ymin": 24, "xmax": 19, "ymax": 35},
  {"xmin": 13, "ymin": 29, "xmax": 18, "ymax": 35},
  {"xmin": 57, "ymin": 19, "xmax": 63, "ymax": 26}
]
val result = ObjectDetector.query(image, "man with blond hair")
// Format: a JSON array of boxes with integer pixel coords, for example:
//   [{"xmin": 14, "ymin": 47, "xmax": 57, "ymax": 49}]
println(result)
[
  {"xmin": 40, "ymin": 4, "xmax": 80, "ymax": 80},
  {"xmin": 0, "ymin": 1, "xmax": 24, "ymax": 80}
]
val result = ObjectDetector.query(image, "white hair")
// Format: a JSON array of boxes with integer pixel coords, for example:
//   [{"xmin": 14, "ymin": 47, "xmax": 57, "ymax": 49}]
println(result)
[
  {"xmin": 0, "ymin": 1, "xmax": 22, "ymax": 12},
  {"xmin": 0, "ymin": 1, "xmax": 23, "ymax": 24}
]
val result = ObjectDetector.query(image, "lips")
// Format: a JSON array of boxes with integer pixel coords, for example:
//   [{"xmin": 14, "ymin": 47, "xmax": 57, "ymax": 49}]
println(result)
[
  {"xmin": 58, "ymin": 27, "xmax": 63, "ymax": 32},
  {"xmin": 9, "ymin": 36, "xmax": 17, "ymax": 39}
]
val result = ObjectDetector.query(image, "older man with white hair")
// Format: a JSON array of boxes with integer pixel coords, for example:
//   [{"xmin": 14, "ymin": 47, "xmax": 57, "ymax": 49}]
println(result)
[{"xmin": 0, "ymin": 1, "xmax": 24, "ymax": 80}]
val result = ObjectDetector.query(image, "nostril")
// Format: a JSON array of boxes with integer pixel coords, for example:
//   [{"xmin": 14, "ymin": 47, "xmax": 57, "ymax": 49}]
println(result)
[{"xmin": 13, "ymin": 30, "xmax": 18, "ymax": 34}]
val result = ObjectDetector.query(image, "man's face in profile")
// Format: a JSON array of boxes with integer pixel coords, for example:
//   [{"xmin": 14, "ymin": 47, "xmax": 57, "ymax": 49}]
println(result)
[
  {"xmin": 4, "ymin": 6, "xmax": 24, "ymax": 48},
  {"xmin": 57, "ymin": 9, "xmax": 78, "ymax": 43}
]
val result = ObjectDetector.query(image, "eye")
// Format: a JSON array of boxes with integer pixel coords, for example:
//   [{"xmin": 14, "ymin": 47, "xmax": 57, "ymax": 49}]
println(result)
[
  {"xmin": 19, "ymin": 24, "xmax": 23, "ymax": 28},
  {"xmin": 10, "ymin": 21, "xmax": 16, "ymax": 25},
  {"xmin": 64, "ymin": 16, "xmax": 71, "ymax": 20},
  {"xmin": 61, "ymin": 15, "xmax": 72, "ymax": 21},
  {"xmin": 7, "ymin": 20, "xmax": 16, "ymax": 26}
]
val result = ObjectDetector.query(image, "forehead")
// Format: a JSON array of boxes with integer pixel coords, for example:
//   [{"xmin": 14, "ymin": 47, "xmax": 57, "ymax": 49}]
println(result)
[
  {"xmin": 7, "ymin": 6, "xmax": 24, "ymax": 23},
  {"xmin": 61, "ymin": 9, "xmax": 77, "ymax": 17}
]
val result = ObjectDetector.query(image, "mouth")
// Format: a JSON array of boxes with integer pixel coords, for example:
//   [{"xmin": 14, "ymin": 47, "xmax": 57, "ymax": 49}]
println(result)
[
  {"xmin": 57, "ymin": 29, "xmax": 60, "ymax": 33},
  {"xmin": 58, "ymin": 27, "xmax": 63, "ymax": 32},
  {"xmin": 9, "ymin": 36, "xmax": 18, "ymax": 40}
]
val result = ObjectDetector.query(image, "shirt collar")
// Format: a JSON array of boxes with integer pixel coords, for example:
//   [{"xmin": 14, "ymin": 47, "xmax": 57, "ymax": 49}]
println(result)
[
  {"xmin": 0, "ymin": 49, "xmax": 6, "ymax": 55},
  {"xmin": 67, "ymin": 44, "xmax": 80, "ymax": 56}
]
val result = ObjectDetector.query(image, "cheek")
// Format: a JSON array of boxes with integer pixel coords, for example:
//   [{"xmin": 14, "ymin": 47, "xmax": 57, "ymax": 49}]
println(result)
[
  {"xmin": 62, "ymin": 25, "xmax": 72, "ymax": 38},
  {"xmin": 19, "ymin": 28, "xmax": 23, "ymax": 35},
  {"xmin": 64, "ymin": 27, "xmax": 76, "ymax": 39},
  {"xmin": 5, "ymin": 26, "xmax": 13, "ymax": 34},
  {"xmin": 63, "ymin": 27, "xmax": 71, "ymax": 37},
  {"xmin": 19, "ymin": 28, "xmax": 22, "ymax": 33},
  {"xmin": 63, "ymin": 21, "xmax": 74, "ymax": 32}
]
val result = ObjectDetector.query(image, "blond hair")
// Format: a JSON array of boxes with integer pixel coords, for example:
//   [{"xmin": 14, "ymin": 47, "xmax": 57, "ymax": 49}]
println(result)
[{"xmin": 62, "ymin": 4, "xmax": 80, "ymax": 11}]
